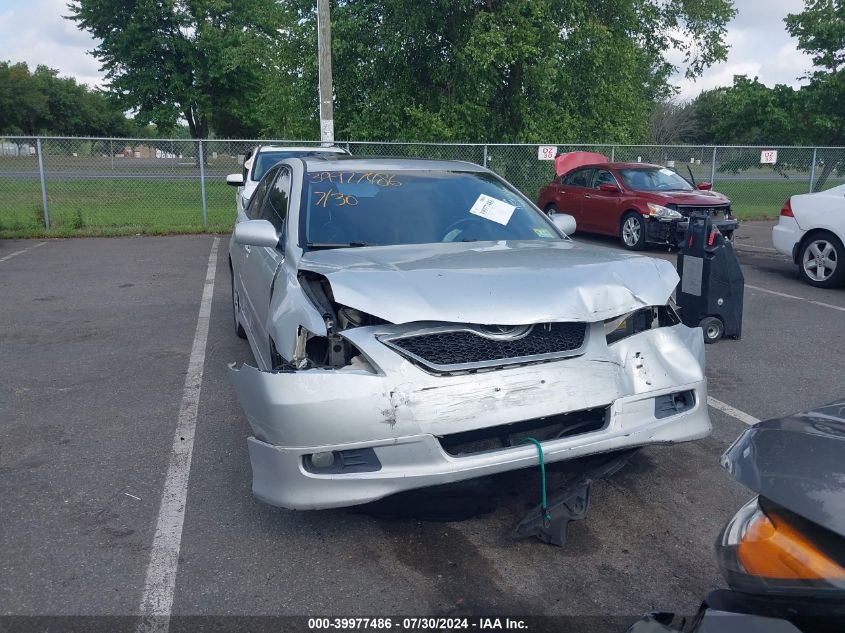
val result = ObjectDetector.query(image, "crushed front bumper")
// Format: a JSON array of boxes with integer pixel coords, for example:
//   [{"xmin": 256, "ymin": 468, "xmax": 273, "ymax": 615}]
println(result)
[
  {"xmin": 646, "ymin": 217, "xmax": 739, "ymax": 245},
  {"xmin": 230, "ymin": 323, "xmax": 712, "ymax": 510}
]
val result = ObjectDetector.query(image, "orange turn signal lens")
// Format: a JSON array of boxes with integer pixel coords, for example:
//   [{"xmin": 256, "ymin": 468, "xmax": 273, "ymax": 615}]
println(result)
[{"xmin": 738, "ymin": 510, "xmax": 845, "ymax": 581}]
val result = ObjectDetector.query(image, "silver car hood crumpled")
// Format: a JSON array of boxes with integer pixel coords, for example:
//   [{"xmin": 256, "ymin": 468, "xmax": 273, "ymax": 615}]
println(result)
[{"xmin": 298, "ymin": 240, "xmax": 679, "ymax": 325}]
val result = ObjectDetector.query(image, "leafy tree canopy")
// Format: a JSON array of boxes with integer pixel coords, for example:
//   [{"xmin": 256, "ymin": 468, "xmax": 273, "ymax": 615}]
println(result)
[
  {"xmin": 68, "ymin": 0, "xmax": 285, "ymax": 139},
  {"xmin": 691, "ymin": 76, "xmax": 803, "ymax": 145},
  {"xmin": 0, "ymin": 61, "xmax": 135, "ymax": 136},
  {"xmin": 67, "ymin": 0, "xmax": 733, "ymax": 141},
  {"xmin": 258, "ymin": 0, "xmax": 735, "ymax": 142}
]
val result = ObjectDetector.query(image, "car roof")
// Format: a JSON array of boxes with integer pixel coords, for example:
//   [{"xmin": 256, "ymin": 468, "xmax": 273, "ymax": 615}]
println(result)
[
  {"xmin": 301, "ymin": 156, "xmax": 487, "ymax": 172},
  {"xmin": 257, "ymin": 145, "xmax": 348, "ymax": 153},
  {"xmin": 608, "ymin": 162, "xmax": 665, "ymax": 170},
  {"xmin": 568, "ymin": 162, "xmax": 665, "ymax": 171}
]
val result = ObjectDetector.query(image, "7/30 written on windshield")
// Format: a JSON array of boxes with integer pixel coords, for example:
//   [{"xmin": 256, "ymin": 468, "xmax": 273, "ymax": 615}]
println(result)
[{"xmin": 313, "ymin": 189, "xmax": 359, "ymax": 207}]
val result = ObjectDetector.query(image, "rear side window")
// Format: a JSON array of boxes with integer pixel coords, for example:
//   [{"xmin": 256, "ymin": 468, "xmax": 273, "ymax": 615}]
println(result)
[
  {"xmin": 246, "ymin": 166, "xmax": 279, "ymax": 219},
  {"xmin": 565, "ymin": 169, "xmax": 593, "ymax": 187},
  {"xmin": 261, "ymin": 167, "xmax": 291, "ymax": 233}
]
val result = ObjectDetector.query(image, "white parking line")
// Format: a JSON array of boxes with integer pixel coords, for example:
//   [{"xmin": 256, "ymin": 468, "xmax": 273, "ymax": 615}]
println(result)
[
  {"xmin": 746, "ymin": 283, "xmax": 845, "ymax": 313},
  {"xmin": 707, "ymin": 396, "xmax": 760, "ymax": 426},
  {"xmin": 137, "ymin": 237, "xmax": 219, "ymax": 633},
  {"xmin": 0, "ymin": 241, "xmax": 46, "ymax": 263}
]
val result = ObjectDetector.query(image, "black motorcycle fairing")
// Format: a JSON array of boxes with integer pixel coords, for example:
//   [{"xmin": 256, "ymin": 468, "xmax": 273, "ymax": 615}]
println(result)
[{"xmin": 721, "ymin": 400, "xmax": 845, "ymax": 538}]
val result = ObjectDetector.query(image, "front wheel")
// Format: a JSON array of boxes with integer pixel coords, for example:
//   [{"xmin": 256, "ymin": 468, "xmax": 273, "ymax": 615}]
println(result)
[
  {"xmin": 799, "ymin": 233, "xmax": 845, "ymax": 288},
  {"xmin": 620, "ymin": 213, "xmax": 647, "ymax": 250},
  {"xmin": 545, "ymin": 204, "xmax": 560, "ymax": 218}
]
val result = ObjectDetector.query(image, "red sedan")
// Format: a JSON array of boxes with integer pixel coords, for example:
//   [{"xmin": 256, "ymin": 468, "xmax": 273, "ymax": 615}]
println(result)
[{"xmin": 537, "ymin": 153, "xmax": 737, "ymax": 250}]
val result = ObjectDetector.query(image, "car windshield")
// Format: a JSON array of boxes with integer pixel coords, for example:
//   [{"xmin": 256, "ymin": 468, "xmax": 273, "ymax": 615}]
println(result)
[
  {"xmin": 252, "ymin": 150, "xmax": 345, "ymax": 181},
  {"xmin": 619, "ymin": 167, "xmax": 693, "ymax": 192},
  {"xmin": 302, "ymin": 169, "xmax": 561, "ymax": 248}
]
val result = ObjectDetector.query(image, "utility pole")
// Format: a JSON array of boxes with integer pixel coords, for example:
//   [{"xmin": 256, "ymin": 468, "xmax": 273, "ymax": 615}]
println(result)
[{"xmin": 317, "ymin": 0, "xmax": 334, "ymax": 145}]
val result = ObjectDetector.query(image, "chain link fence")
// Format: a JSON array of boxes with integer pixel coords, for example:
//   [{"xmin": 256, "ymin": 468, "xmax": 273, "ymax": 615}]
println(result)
[{"xmin": 2, "ymin": 137, "xmax": 844, "ymax": 237}]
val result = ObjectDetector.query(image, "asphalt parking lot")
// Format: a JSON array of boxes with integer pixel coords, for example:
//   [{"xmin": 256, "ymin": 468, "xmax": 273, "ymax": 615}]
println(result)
[{"xmin": 1, "ymin": 223, "xmax": 844, "ymax": 629}]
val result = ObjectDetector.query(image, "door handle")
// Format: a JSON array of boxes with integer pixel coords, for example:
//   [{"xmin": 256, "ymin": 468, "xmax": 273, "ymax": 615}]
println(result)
[{"xmin": 584, "ymin": 193, "xmax": 592, "ymax": 199}]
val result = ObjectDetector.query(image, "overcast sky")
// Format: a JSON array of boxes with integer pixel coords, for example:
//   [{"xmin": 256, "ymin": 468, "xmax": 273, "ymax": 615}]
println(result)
[
  {"xmin": 0, "ymin": 0, "xmax": 815, "ymax": 101},
  {"xmin": 671, "ymin": 0, "xmax": 814, "ymax": 100}
]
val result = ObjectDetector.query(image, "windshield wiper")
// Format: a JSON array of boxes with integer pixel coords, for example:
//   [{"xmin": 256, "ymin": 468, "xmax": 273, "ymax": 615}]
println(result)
[{"xmin": 306, "ymin": 241, "xmax": 373, "ymax": 250}]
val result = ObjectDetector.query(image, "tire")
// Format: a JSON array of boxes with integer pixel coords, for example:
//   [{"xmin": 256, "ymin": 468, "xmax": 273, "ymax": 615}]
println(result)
[
  {"xmin": 620, "ymin": 212, "xmax": 647, "ymax": 250},
  {"xmin": 700, "ymin": 316, "xmax": 724, "ymax": 344},
  {"xmin": 798, "ymin": 232, "xmax": 845, "ymax": 288},
  {"xmin": 231, "ymin": 264, "xmax": 247, "ymax": 339},
  {"xmin": 545, "ymin": 204, "xmax": 559, "ymax": 218}
]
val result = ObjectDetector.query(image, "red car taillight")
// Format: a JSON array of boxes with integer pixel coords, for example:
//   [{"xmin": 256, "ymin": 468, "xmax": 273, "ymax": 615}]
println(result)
[{"xmin": 781, "ymin": 198, "xmax": 794, "ymax": 217}]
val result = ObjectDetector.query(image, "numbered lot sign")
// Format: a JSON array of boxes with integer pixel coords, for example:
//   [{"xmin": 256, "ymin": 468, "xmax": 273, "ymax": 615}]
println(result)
[
  {"xmin": 761, "ymin": 150, "xmax": 778, "ymax": 165},
  {"xmin": 538, "ymin": 145, "xmax": 557, "ymax": 160}
]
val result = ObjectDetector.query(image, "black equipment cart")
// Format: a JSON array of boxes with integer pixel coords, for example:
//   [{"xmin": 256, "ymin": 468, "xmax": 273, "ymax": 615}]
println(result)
[{"xmin": 676, "ymin": 211, "xmax": 744, "ymax": 343}]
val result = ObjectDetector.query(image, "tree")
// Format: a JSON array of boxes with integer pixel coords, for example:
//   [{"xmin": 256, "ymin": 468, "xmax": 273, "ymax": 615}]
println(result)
[
  {"xmin": 259, "ymin": 0, "xmax": 736, "ymax": 142},
  {"xmin": 0, "ymin": 62, "xmax": 49, "ymax": 135},
  {"xmin": 786, "ymin": 0, "xmax": 845, "ymax": 73},
  {"xmin": 691, "ymin": 77, "xmax": 802, "ymax": 145},
  {"xmin": 649, "ymin": 100, "xmax": 700, "ymax": 144},
  {"xmin": 683, "ymin": 1, "xmax": 845, "ymax": 190},
  {"xmin": 783, "ymin": 1, "xmax": 845, "ymax": 188},
  {"xmin": 0, "ymin": 61, "xmax": 135, "ymax": 137},
  {"xmin": 67, "ymin": 0, "xmax": 284, "ymax": 139}
]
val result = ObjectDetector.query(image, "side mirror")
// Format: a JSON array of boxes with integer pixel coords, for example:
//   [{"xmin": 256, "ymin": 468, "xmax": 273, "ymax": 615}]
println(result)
[
  {"xmin": 234, "ymin": 219, "xmax": 280, "ymax": 248},
  {"xmin": 227, "ymin": 173, "xmax": 244, "ymax": 187},
  {"xmin": 551, "ymin": 213, "xmax": 577, "ymax": 236},
  {"xmin": 697, "ymin": 182, "xmax": 713, "ymax": 191},
  {"xmin": 599, "ymin": 183, "xmax": 620, "ymax": 193}
]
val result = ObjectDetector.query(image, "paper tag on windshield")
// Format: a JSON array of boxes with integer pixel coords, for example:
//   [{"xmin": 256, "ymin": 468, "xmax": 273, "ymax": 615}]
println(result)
[
  {"xmin": 659, "ymin": 168, "xmax": 675, "ymax": 176},
  {"xmin": 469, "ymin": 194, "xmax": 516, "ymax": 225}
]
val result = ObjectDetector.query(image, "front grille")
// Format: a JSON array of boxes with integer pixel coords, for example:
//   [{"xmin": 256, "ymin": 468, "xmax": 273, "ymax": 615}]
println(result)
[
  {"xmin": 383, "ymin": 322, "xmax": 587, "ymax": 372},
  {"xmin": 674, "ymin": 204, "xmax": 731, "ymax": 218},
  {"xmin": 439, "ymin": 406, "xmax": 609, "ymax": 457}
]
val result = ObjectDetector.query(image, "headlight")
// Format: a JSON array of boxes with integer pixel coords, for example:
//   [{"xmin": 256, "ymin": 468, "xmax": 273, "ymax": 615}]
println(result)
[
  {"xmin": 604, "ymin": 304, "xmax": 680, "ymax": 345},
  {"xmin": 646, "ymin": 203, "xmax": 682, "ymax": 219},
  {"xmin": 717, "ymin": 496, "xmax": 845, "ymax": 598}
]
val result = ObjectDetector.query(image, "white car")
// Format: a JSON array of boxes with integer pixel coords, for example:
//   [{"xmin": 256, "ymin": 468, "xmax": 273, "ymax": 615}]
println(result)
[
  {"xmin": 772, "ymin": 185, "xmax": 845, "ymax": 288},
  {"xmin": 227, "ymin": 156, "xmax": 712, "ymax": 510},
  {"xmin": 226, "ymin": 145, "xmax": 349, "ymax": 213}
]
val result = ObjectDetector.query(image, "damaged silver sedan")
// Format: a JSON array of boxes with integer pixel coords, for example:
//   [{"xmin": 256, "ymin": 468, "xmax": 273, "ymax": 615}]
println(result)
[{"xmin": 228, "ymin": 156, "xmax": 711, "ymax": 510}]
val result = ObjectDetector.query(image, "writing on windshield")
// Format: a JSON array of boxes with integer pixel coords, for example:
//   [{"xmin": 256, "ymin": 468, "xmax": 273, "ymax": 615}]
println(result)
[
  {"xmin": 310, "ymin": 171, "xmax": 403, "ymax": 187},
  {"xmin": 303, "ymin": 170, "xmax": 561, "ymax": 247}
]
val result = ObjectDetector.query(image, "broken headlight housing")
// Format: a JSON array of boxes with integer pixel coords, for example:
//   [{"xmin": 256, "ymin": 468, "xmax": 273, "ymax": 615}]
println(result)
[
  {"xmin": 717, "ymin": 496, "xmax": 845, "ymax": 598},
  {"xmin": 647, "ymin": 203, "xmax": 683, "ymax": 219},
  {"xmin": 604, "ymin": 305, "xmax": 680, "ymax": 345},
  {"xmin": 290, "ymin": 325, "xmax": 376, "ymax": 371}
]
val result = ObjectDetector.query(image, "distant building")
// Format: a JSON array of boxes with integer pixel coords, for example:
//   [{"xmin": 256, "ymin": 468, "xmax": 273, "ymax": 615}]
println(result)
[
  {"xmin": 0, "ymin": 141, "xmax": 35, "ymax": 156},
  {"xmin": 120, "ymin": 145, "xmax": 157, "ymax": 158}
]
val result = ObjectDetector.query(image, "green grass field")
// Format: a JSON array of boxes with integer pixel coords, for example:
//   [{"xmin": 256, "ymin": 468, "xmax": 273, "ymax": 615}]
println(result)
[
  {"xmin": 715, "ymin": 180, "xmax": 812, "ymax": 219},
  {"xmin": 0, "ymin": 178, "xmax": 235, "ymax": 238},
  {"xmin": 0, "ymin": 175, "xmax": 819, "ymax": 238}
]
